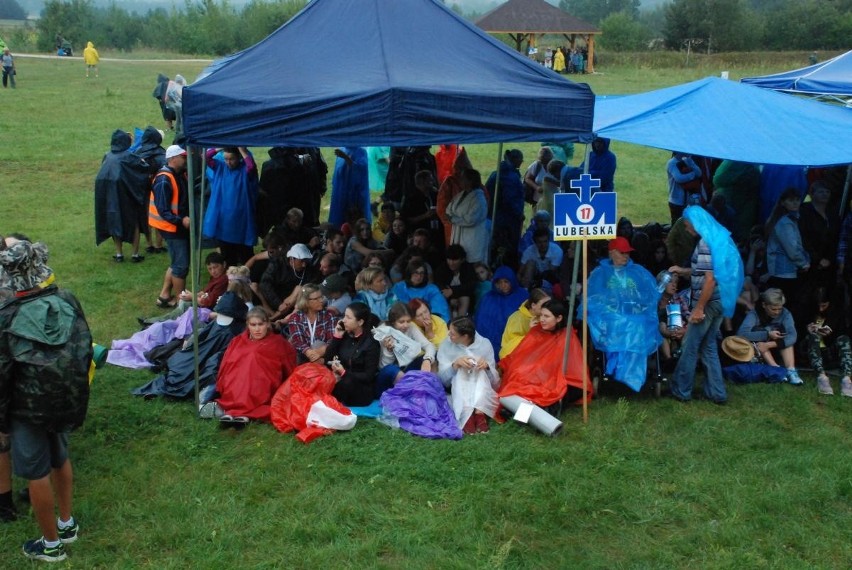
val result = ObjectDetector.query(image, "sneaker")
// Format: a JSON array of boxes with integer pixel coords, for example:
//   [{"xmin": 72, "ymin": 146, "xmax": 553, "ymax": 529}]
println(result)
[
  {"xmin": 22, "ymin": 537, "xmax": 67, "ymax": 562},
  {"xmin": 817, "ymin": 374, "xmax": 834, "ymax": 395},
  {"xmin": 199, "ymin": 401, "xmax": 223, "ymax": 420},
  {"xmin": 842, "ymin": 376, "xmax": 852, "ymax": 398},
  {"xmin": 462, "ymin": 415, "xmax": 477, "ymax": 435},
  {"xmin": 57, "ymin": 519, "xmax": 79, "ymax": 544},
  {"xmin": 786, "ymin": 368, "xmax": 804, "ymax": 386}
]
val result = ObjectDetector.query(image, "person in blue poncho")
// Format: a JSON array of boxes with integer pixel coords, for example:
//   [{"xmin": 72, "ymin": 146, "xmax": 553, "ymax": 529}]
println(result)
[
  {"xmin": 486, "ymin": 149, "xmax": 525, "ymax": 265},
  {"xmin": 584, "ymin": 237, "xmax": 662, "ymax": 391},
  {"xmin": 580, "ymin": 137, "xmax": 617, "ymax": 192},
  {"xmin": 329, "ymin": 147, "xmax": 370, "ymax": 228},
  {"xmin": 391, "ymin": 260, "xmax": 450, "ymax": 322},
  {"xmin": 203, "ymin": 147, "xmax": 258, "ymax": 266},
  {"xmin": 474, "ymin": 265, "xmax": 528, "ymax": 358},
  {"xmin": 668, "ymin": 206, "xmax": 744, "ymax": 404}
]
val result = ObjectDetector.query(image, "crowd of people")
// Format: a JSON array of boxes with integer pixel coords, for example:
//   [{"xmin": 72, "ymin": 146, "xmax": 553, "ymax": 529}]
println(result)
[{"xmin": 4, "ymin": 134, "xmax": 852, "ymax": 561}]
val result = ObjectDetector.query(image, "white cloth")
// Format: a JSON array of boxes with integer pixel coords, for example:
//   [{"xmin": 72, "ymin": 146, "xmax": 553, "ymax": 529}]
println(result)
[
  {"xmin": 375, "ymin": 323, "xmax": 436, "ymax": 367},
  {"xmin": 437, "ymin": 332, "xmax": 500, "ymax": 427},
  {"xmin": 446, "ymin": 188, "xmax": 489, "ymax": 263}
]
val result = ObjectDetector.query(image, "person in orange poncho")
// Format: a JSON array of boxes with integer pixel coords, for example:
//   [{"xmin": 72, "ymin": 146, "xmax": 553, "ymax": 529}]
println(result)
[
  {"xmin": 214, "ymin": 307, "xmax": 297, "ymax": 421},
  {"xmin": 498, "ymin": 299, "xmax": 591, "ymax": 408}
]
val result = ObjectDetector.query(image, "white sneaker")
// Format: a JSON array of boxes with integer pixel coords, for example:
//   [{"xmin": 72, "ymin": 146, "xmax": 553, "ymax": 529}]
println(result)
[
  {"xmin": 817, "ymin": 374, "xmax": 833, "ymax": 395},
  {"xmin": 198, "ymin": 401, "xmax": 223, "ymax": 419},
  {"xmin": 841, "ymin": 376, "xmax": 852, "ymax": 398}
]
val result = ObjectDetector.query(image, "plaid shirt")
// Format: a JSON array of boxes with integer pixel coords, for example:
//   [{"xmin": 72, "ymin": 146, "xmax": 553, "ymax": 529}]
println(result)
[
  {"xmin": 284, "ymin": 310, "xmax": 336, "ymax": 354},
  {"xmin": 690, "ymin": 238, "xmax": 719, "ymax": 307}
]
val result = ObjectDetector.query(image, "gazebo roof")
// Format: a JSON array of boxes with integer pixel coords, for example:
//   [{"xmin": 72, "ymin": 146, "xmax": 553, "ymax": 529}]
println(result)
[{"xmin": 476, "ymin": 0, "xmax": 600, "ymax": 34}]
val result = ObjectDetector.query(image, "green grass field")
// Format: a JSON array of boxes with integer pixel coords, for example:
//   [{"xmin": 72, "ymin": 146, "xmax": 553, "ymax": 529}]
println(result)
[{"xmin": 0, "ymin": 54, "xmax": 850, "ymax": 568}]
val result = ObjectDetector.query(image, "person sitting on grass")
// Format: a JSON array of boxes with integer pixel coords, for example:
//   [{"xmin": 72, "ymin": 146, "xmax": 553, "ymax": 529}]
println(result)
[
  {"xmin": 736, "ymin": 288, "xmax": 803, "ymax": 385},
  {"xmin": 474, "ymin": 266, "xmax": 528, "ymax": 359},
  {"xmin": 801, "ymin": 287, "xmax": 852, "ymax": 397},
  {"xmin": 499, "ymin": 287, "xmax": 551, "ymax": 360},
  {"xmin": 656, "ymin": 271, "xmax": 690, "ymax": 370},
  {"xmin": 141, "ymin": 252, "xmax": 228, "ymax": 325},
  {"xmin": 207, "ymin": 307, "xmax": 297, "ymax": 422},
  {"xmin": 353, "ymin": 266, "xmax": 396, "ymax": 321},
  {"xmin": 325, "ymin": 302, "xmax": 381, "ymax": 407},
  {"xmin": 376, "ymin": 302, "xmax": 436, "ymax": 395},
  {"xmin": 283, "ymin": 284, "xmax": 336, "ymax": 364},
  {"xmin": 392, "ymin": 260, "xmax": 450, "ymax": 321},
  {"xmin": 409, "ymin": 298, "xmax": 448, "ymax": 351},
  {"xmin": 498, "ymin": 299, "xmax": 591, "ymax": 413},
  {"xmin": 437, "ymin": 316, "xmax": 500, "ymax": 435}
]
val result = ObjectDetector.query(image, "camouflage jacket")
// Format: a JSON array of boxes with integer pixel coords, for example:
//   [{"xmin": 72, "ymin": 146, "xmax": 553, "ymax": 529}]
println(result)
[{"xmin": 0, "ymin": 286, "xmax": 92, "ymax": 433}]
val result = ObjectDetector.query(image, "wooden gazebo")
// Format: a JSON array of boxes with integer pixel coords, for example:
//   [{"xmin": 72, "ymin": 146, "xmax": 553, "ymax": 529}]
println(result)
[{"xmin": 475, "ymin": 0, "xmax": 601, "ymax": 73}]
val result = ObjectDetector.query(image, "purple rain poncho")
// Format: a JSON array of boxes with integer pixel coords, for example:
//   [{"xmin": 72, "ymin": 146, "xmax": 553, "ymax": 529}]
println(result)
[
  {"xmin": 106, "ymin": 308, "xmax": 211, "ymax": 369},
  {"xmin": 379, "ymin": 371, "xmax": 463, "ymax": 440}
]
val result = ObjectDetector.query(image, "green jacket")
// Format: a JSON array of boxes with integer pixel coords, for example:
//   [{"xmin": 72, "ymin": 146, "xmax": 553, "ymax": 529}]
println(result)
[{"xmin": 0, "ymin": 286, "xmax": 92, "ymax": 432}]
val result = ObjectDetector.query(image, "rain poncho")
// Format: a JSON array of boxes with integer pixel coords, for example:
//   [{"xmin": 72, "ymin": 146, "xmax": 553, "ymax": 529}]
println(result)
[
  {"xmin": 203, "ymin": 149, "xmax": 258, "ymax": 247},
  {"xmin": 474, "ymin": 266, "xmax": 528, "ymax": 358},
  {"xmin": 498, "ymin": 324, "xmax": 591, "ymax": 406},
  {"xmin": 270, "ymin": 363, "xmax": 356, "ymax": 443},
  {"xmin": 107, "ymin": 308, "xmax": 211, "ymax": 369},
  {"xmin": 215, "ymin": 331, "xmax": 297, "ymax": 421},
  {"xmin": 94, "ymin": 130, "xmax": 152, "ymax": 245},
  {"xmin": 583, "ymin": 258, "xmax": 661, "ymax": 391},
  {"xmin": 379, "ymin": 371, "xmax": 462, "ymax": 440},
  {"xmin": 329, "ymin": 147, "xmax": 370, "ymax": 226},
  {"xmin": 683, "ymin": 206, "xmax": 744, "ymax": 318},
  {"xmin": 437, "ymin": 332, "xmax": 500, "ymax": 428}
]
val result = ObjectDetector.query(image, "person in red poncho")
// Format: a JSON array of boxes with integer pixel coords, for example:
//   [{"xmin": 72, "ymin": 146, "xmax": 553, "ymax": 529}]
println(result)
[
  {"xmin": 214, "ymin": 307, "xmax": 297, "ymax": 422},
  {"xmin": 498, "ymin": 299, "xmax": 591, "ymax": 410}
]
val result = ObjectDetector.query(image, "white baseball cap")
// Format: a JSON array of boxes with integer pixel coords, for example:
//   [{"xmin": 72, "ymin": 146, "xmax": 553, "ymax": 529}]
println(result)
[
  {"xmin": 286, "ymin": 243, "xmax": 312, "ymax": 260},
  {"xmin": 165, "ymin": 145, "xmax": 187, "ymax": 159}
]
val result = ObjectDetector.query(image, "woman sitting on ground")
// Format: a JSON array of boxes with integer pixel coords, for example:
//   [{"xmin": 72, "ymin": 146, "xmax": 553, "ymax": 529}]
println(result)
[
  {"xmin": 376, "ymin": 302, "xmax": 436, "ymax": 395},
  {"xmin": 801, "ymin": 287, "xmax": 851, "ymax": 396},
  {"xmin": 736, "ymin": 288, "xmax": 803, "ymax": 385},
  {"xmin": 391, "ymin": 259, "xmax": 450, "ymax": 321},
  {"xmin": 284, "ymin": 284, "xmax": 336, "ymax": 364},
  {"xmin": 498, "ymin": 299, "xmax": 590, "ymax": 411},
  {"xmin": 353, "ymin": 266, "xmax": 396, "ymax": 321},
  {"xmin": 499, "ymin": 287, "xmax": 551, "ymax": 360},
  {"xmin": 437, "ymin": 316, "xmax": 500, "ymax": 435},
  {"xmin": 212, "ymin": 307, "xmax": 297, "ymax": 422},
  {"xmin": 409, "ymin": 298, "xmax": 448, "ymax": 350},
  {"xmin": 326, "ymin": 301, "xmax": 381, "ymax": 406},
  {"xmin": 344, "ymin": 218, "xmax": 387, "ymax": 273}
]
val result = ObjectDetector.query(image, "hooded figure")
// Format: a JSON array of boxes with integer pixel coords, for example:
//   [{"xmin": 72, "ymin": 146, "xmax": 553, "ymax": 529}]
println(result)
[
  {"xmin": 580, "ymin": 137, "xmax": 616, "ymax": 192},
  {"xmin": 134, "ymin": 126, "xmax": 166, "ymax": 172},
  {"xmin": 437, "ymin": 148, "xmax": 473, "ymax": 245},
  {"xmin": 258, "ymin": 147, "xmax": 327, "ymax": 232},
  {"xmin": 329, "ymin": 147, "xmax": 370, "ymax": 227},
  {"xmin": 94, "ymin": 129, "xmax": 152, "ymax": 247},
  {"xmin": 474, "ymin": 266, "xmax": 528, "ymax": 358}
]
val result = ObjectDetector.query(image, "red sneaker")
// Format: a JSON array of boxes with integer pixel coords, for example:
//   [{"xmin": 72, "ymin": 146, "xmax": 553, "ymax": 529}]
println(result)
[
  {"xmin": 462, "ymin": 415, "xmax": 477, "ymax": 435},
  {"xmin": 475, "ymin": 413, "xmax": 489, "ymax": 433}
]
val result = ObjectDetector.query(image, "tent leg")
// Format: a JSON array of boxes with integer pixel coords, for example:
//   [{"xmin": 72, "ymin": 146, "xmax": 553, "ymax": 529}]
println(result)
[
  {"xmin": 839, "ymin": 164, "xmax": 851, "ymax": 218},
  {"xmin": 488, "ymin": 142, "xmax": 504, "ymax": 266},
  {"xmin": 187, "ymin": 147, "xmax": 201, "ymax": 414}
]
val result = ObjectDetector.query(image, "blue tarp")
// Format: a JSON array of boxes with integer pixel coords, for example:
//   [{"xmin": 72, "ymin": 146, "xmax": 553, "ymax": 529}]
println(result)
[
  {"xmin": 741, "ymin": 51, "xmax": 852, "ymax": 98},
  {"xmin": 183, "ymin": 0, "xmax": 594, "ymax": 148},
  {"xmin": 593, "ymin": 77, "xmax": 852, "ymax": 167}
]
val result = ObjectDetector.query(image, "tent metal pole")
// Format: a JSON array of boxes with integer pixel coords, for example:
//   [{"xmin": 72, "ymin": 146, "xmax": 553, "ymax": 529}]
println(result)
[
  {"xmin": 188, "ymin": 147, "xmax": 201, "ymax": 414},
  {"xmin": 840, "ymin": 164, "xmax": 851, "ymax": 218},
  {"xmin": 488, "ymin": 142, "xmax": 504, "ymax": 266}
]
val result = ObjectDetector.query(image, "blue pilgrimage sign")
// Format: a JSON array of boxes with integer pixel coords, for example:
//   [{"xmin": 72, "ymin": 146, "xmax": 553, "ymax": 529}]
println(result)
[{"xmin": 553, "ymin": 174, "xmax": 617, "ymax": 241}]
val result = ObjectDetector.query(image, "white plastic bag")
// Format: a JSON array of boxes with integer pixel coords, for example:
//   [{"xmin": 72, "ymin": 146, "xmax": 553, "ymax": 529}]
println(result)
[
  {"xmin": 306, "ymin": 401, "xmax": 357, "ymax": 431},
  {"xmin": 372, "ymin": 325, "xmax": 421, "ymax": 367}
]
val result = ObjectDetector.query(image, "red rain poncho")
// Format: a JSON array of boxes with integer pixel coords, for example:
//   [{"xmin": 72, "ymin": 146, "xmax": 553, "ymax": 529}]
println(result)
[
  {"xmin": 215, "ymin": 332, "xmax": 297, "ymax": 421},
  {"xmin": 270, "ymin": 363, "xmax": 354, "ymax": 444},
  {"xmin": 498, "ymin": 325, "xmax": 591, "ymax": 407}
]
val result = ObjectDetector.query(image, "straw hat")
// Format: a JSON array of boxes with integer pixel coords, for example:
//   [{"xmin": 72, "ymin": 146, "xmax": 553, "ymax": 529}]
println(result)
[{"xmin": 721, "ymin": 336, "xmax": 755, "ymax": 363}]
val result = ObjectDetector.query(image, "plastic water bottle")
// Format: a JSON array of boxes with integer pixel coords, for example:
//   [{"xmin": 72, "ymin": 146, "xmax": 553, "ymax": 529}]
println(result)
[
  {"xmin": 667, "ymin": 304, "xmax": 683, "ymax": 330},
  {"xmin": 657, "ymin": 271, "xmax": 673, "ymax": 294}
]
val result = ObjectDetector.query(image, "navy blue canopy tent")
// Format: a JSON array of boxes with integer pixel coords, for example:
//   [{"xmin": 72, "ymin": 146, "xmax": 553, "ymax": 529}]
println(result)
[
  {"xmin": 182, "ymin": 0, "xmax": 594, "ymax": 147},
  {"xmin": 741, "ymin": 51, "xmax": 852, "ymax": 103},
  {"xmin": 593, "ymin": 77, "xmax": 852, "ymax": 167}
]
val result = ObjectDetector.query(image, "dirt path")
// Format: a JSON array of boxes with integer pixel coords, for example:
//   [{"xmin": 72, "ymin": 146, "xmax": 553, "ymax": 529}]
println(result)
[{"xmin": 15, "ymin": 53, "xmax": 213, "ymax": 63}]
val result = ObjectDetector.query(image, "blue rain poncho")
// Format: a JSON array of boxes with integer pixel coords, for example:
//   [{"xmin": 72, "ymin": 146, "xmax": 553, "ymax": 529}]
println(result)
[
  {"xmin": 683, "ymin": 206, "xmax": 744, "ymax": 318},
  {"xmin": 583, "ymin": 258, "xmax": 662, "ymax": 391}
]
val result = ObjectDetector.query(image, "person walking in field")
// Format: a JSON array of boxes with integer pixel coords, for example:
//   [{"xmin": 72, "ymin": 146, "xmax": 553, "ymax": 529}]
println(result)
[
  {"xmin": 83, "ymin": 41, "xmax": 99, "ymax": 78},
  {"xmin": 1, "ymin": 48, "xmax": 15, "ymax": 89}
]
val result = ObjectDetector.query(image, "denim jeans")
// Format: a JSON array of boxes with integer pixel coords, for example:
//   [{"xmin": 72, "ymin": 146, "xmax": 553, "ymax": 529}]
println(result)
[{"xmin": 671, "ymin": 299, "xmax": 726, "ymax": 402}]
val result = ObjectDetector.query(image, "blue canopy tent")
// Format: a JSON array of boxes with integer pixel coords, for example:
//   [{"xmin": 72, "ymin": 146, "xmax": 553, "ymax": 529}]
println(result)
[
  {"xmin": 741, "ymin": 51, "xmax": 852, "ymax": 104},
  {"xmin": 183, "ymin": 0, "xmax": 594, "ymax": 147},
  {"xmin": 178, "ymin": 0, "xmax": 596, "ymax": 411},
  {"xmin": 593, "ymin": 76, "xmax": 852, "ymax": 167}
]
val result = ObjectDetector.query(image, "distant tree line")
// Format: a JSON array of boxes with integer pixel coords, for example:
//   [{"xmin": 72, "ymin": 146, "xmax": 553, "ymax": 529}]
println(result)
[
  {"xmin": 561, "ymin": 0, "xmax": 852, "ymax": 51},
  {"xmin": 14, "ymin": 0, "xmax": 852, "ymax": 56},
  {"xmin": 0, "ymin": 0, "xmax": 27, "ymax": 20},
  {"xmin": 35, "ymin": 0, "xmax": 306, "ymax": 55}
]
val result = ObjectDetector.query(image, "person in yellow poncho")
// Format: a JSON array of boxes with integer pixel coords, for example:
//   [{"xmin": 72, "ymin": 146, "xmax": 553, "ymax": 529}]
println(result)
[
  {"xmin": 83, "ymin": 41, "xmax": 99, "ymax": 78},
  {"xmin": 553, "ymin": 47, "xmax": 566, "ymax": 73},
  {"xmin": 499, "ymin": 287, "xmax": 551, "ymax": 359}
]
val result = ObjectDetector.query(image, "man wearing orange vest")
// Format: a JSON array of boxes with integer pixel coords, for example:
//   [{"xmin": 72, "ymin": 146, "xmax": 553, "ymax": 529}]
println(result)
[{"xmin": 149, "ymin": 145, "xmax": 190, "ymax": 308}]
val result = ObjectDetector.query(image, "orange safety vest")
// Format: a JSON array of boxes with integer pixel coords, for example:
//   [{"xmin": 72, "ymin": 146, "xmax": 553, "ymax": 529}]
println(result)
[{"xmin": 148, "ymin": 170, "xmax": 180, "ymax": 233}]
